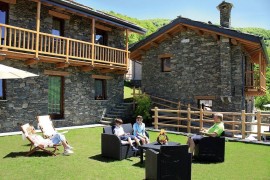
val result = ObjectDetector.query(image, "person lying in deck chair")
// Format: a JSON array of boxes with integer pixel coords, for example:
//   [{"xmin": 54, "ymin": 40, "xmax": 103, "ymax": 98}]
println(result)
[{"xmin": 27, "ymin": 125, "xmax": 74, "ymax": 155}]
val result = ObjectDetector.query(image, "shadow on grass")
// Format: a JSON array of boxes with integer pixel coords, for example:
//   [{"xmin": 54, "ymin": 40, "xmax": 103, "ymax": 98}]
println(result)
[
  {"xmin": 191, "ymin": 159, "xmax": 224, "ymax": 164},
  {"xmin": 88, "ymin": 154, "xmax": 118, "ymax": 163},
  {"xmin": 132, "ymin": 161, "xmax": 145, "ymax": 168},
  {"xmin": 3, "ymin": 151, "xmax": 58, "ymax": 158}
]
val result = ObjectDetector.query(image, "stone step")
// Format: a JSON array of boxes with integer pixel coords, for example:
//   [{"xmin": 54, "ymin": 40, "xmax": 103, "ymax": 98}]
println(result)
[{"xmin": 100, "ymin": 120, "xmax": 113, "ymax": 125}]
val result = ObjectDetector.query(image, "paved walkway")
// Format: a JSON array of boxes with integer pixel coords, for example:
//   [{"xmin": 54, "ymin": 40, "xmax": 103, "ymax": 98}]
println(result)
[
  {"xmin": 0, "ymin": 124, "xmax": 105, "ymax": 137},
  {"xmin": 1, "ymin": 124, "xmax": 269, "ymax": 146}
]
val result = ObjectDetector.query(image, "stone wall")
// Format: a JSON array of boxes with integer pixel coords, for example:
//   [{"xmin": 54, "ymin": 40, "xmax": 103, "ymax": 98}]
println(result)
[
  {"xmin": 0, "ymin": 59, "xmax": 123, "ymax": 132},
  {"xmin": 141, "ymin": 29, "xmax": 250, "ymax": 113},
  {"xmin": 0, "ymin": 0, "xmax": 126, "ymax": 132}
]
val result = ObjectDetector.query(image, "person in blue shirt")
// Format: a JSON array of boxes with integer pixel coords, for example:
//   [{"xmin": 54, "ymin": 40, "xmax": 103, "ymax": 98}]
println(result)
[{"xmin": 133, "ymin": 115, "xmax": 150, "ymax": 145}]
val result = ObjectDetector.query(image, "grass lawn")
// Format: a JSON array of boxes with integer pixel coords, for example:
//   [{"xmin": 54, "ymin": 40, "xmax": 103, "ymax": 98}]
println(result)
[{"xmin": 0, "ymin": 127, "xmax": 270, "ymax": 180}]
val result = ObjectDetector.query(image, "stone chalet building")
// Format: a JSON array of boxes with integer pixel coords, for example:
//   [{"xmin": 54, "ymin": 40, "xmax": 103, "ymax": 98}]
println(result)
[
  {"xmin": 130, "ymin": 1, "xmax": 269, "ymax": 113},
  {"xmin": 0, "ymin": 0, "xmax": 146, "ymax": 132}
]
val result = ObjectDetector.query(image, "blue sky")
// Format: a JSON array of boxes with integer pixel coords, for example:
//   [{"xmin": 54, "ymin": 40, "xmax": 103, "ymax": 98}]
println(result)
[{"xmin": 76, "ymin": 0, "xmax": 270, "ymax": 30}]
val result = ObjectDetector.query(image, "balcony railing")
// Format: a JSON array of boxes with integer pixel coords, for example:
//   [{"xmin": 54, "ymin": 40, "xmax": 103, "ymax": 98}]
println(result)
[
  {"xmin": 245, "ymin": 70, "xmax": 266, "ymax": 95},
  {"xmin": 0, "ymin": 23, "xmax": 128, "ymax": 68}
]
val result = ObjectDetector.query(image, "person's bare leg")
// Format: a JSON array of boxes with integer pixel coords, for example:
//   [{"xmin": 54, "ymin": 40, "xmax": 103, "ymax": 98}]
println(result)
[{"xmin": 127, "ymin": 137, "xmax": 133, "ymax": 147}]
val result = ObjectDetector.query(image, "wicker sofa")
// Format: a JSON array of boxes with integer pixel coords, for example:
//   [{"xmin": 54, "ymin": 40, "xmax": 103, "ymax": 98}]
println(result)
[{"xmin": 101, "ymin": 123, "xmax": 147, "ymax": 160}]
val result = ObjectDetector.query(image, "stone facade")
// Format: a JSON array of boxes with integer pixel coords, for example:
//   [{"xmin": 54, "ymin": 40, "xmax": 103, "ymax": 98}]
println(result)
[
  {"xmin": 0, "ymin": 0, "xmax": 126, "ymax": 132},
  {"xmin": 141, "ymin": 29, "xmax": 254, "ymax": 112}
]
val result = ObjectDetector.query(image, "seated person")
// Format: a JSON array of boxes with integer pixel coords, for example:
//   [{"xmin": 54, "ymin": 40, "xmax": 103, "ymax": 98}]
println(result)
[
  {"xmin": 133, "ymin": 115, "xmax": 150, "ymax": 145},
  {"xmin": 114, "ymin": 118, "xmax": 140, "ymax": 151},
  {"xmin": 186, "ymin": 113, "xmax": 224, "ymax": 154},
  {"xmin": 27, "ymin": 125, "xmax": 74, "ymax": 155}
]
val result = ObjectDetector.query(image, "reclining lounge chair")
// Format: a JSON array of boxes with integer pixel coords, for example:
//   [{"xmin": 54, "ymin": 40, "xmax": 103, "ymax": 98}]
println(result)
[
  {"xmin": 36, "ymin": 115, "xmax": 57, "ymax": 138},
  {"xmin": 20, "ymin": 123, "xmax": 59, "ymax": 156}
]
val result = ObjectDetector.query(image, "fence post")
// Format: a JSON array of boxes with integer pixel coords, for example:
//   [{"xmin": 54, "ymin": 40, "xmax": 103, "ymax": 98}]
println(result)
[
  {"xmin": 133, "ymin": 87, "xmax": 135, "ymax": 110},
  {"xmin": 241, "ymin": 110, "xmax": 246, "ymax": 139},
  {"xmin": 154, "ymin": 107, "xmax": 158, "ymax": 129},
  {"xmin": 257, "ymin": 111, "xmax": 262, "ymax": 141},
  {"xmin": 200, "ymin": 107, "xmax": 203, "ymax": 130},
  {"xmin": 187, "ymin": 104, "xmax": 191, "ymax": 133},
  {"xmin": 177, "ymin": 101, "xmax": 181, "ymax": 132},
  {"xmin": 232, "ymin": 115, "xmax": 235, "ymax": 137}
]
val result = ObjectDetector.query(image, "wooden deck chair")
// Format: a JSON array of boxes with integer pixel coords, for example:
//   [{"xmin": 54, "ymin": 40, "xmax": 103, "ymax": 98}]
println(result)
[
  {"xmin": 20, "ymin": 123, "xmax": 59, "ymax": 156},
  {"xmin": 36, "ymin": 115, "xmax": 57, "ymax": 139}
]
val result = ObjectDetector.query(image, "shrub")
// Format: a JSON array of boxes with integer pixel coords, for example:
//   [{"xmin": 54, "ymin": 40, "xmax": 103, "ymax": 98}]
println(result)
[{"xmin": 134, "ymin": 93, "xmax": 152, "ymax": 125}]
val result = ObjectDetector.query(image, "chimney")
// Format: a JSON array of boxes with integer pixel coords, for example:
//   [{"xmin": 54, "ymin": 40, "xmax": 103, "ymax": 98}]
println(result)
[{"xmin": 217, "ymin": 1, "xmax": 233, "ymax": 28}]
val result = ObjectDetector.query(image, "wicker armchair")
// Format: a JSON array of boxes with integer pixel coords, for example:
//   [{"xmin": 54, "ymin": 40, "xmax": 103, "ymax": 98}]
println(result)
[{"xmin": 145, "ymin": 145, "xmax": 192, "ymax": 180}]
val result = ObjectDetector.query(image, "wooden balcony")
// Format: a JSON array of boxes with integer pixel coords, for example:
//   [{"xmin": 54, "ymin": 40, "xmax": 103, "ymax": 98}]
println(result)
[
  {"xmin": 0, "ymin": 23, "xmax": 129, "ymax": 73},
  {"xmin": 245, "ymin": 70, "xmax": 267, "ymax": 96}
]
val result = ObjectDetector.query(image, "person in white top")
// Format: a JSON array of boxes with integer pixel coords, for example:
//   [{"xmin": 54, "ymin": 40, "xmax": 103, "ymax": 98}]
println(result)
[
  {"xmin": 27, "ymin": 125, "xmax": 74, "ymax": 155},
  {"xmin": 114, "ymin": 118, "xmax": 140, "ymax": 151}
]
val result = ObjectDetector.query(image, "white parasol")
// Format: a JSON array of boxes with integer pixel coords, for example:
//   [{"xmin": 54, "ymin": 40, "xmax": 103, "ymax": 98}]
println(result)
[{"xmin": 0, "ymin": 64, "xmax": 38, "ymax": 79}]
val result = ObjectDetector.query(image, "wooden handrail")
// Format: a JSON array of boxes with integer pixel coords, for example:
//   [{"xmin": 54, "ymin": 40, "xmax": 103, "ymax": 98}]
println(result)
[
  {"xmin": 152, "ymin": 106, "xmax": 270, "ymax": 141},
  {"xmin": 0, "ymin": 23, "xmax": 128, "ymax": 67}
]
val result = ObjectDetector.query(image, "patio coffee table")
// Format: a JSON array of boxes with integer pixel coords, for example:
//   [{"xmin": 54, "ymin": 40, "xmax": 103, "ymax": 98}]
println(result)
[{"xmin": 139, "ymin": 141, "xmax": 180, "ymax": 163}]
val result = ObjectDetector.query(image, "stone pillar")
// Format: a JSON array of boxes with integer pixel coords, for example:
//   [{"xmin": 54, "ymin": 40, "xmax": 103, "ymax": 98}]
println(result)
[
  {"xmin": 217, "ymin": 1, "xmax": 233, "ymax": 28},
  {"xmin": 220, "ymin": 37, "xmax": 232, "ymax": 98}
]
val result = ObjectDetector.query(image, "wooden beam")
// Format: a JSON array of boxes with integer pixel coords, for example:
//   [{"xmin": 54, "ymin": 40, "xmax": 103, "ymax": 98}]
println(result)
[
  {"xmin": 231, "ymin": 39, "xmax": 238, "ymax": 45},
  {"xmin": 114, "ymin": 70, "xmax": 128, "ymax": 74},
  {"xmin": 0, "ymin": 0, "xmax": 16, "ymax": 4},
  {"xmin": 81, "ymin": 65, "xmax": 93, "ymax": 72},
  {"xmin": 0, "ymin": 56, "xmax": 5, "ymax": 61},
  {"xmin": 138, "ymin": 49, "xmax": 145, "ymax": 55},
  {"xmin": 194, "ymin": 96, "xmax": 216, "ymax": 100},
  {"xmin": 49, "ymin": 10, "xmax": 70, "ymax": 20},
  {"xmin": 96, "ymin": 24, "xmax": 112, "ymax": 31},
  {"xmin": 151, "ymin": 41, "xmax": 159, "ymax": 48},
  {"xmin": 92, "ymin": 74, "xmax": 113, "ymax": 80},
  {"xmin": 211, "ymin": 33, "xmax": 220, "ymax": 41},
  {"xmin": 194, "ymin": 29, "xmax": 204, "ymax": 36},
  {"xmin": 164, "ymin": 33, "xmax": 173, "ymax": 39},
  {"xmin": 44, "ymin": 70, "xmax": 70, "ymax": 76},
  {"xmin": 25, "ymin": 58, "xmax": 39, "ymax": 65},
  {"xmin": 35, "ymin": 1, "xmax": 41, "ymax": 58},
  {"xmin": 55, "ymin": 62, "xmax": 69, "ymax": 68},
  {"xmin": 125, "ymin": 29, "xmax": 129, "ymax": 70},
  {"xmin": 91, "ymin": 19, "xmax": 95, "ymax": 66},
  {"xmin": 158, "ymin": 53, "xmax": 173, "ymax": 59},
  {"xmin": 99, "ymin": 68, "xmax": 115, "ymax": 74}
]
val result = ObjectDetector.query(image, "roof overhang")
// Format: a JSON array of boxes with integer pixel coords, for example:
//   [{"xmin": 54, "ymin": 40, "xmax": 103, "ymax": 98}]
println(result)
[
  {"xmin": 130, "ymin": 17, "xmax": 268, "ymax": 64},
  {"xmin": 42, "ymin": 0, "xmax": 146, "ymax": 34}
]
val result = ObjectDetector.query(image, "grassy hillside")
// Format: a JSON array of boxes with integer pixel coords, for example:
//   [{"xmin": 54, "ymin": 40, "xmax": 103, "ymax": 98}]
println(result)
[{"xmin": 107, "ymin": 11, "xmax": 170, "ymax": 44}]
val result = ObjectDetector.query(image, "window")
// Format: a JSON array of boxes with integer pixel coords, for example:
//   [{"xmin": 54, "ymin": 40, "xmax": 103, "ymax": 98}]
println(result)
[
  {"xmin": 0, "ymin": 79, "xmax": 6, "ymax": 100},
  {"xmin": 95, "ymin": 79, "xmax": 106, "ymax": 100},
  {"xmin": 48, "ymin": 76, "xmax": 64, "ymax": 119},
  {"xmin": 0, "ymin": 2, "xmax": 8, "ymax": 44},
  {"xmin": 198, "ymin": 99, "xmax": 213, "ymax": 111},
  {"xmin": 95, "ymin": 29, "xmax": 108, "ymax": 45},
  {"xmin": 161, "ymin": 57, "xmax": 171, "ymax": 72},
  {"xmin": 52, "ymin": 17, "xmax": 64, "ymax": 36}
]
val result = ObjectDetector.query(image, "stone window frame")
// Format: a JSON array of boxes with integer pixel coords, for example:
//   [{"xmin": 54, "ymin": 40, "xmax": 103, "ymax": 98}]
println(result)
[
  {"xmin": 0, "ymin": 79, "xmax": 6, "ymax": 100},
  {"xmin": 159, "ymin": 54, "xmax": 173, "ymax": 72}
]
